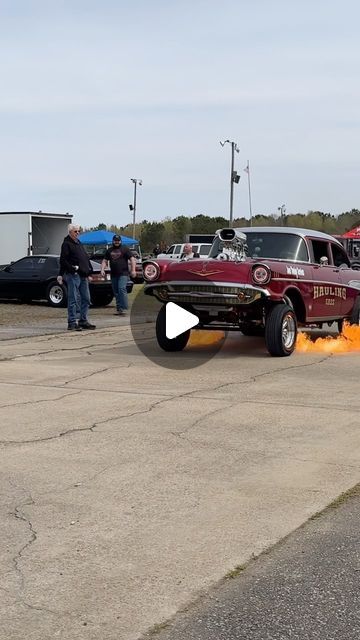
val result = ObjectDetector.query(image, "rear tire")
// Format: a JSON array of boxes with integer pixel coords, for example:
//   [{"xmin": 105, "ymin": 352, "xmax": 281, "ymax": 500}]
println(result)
[
  {"xmin": 46, "ymin": 281, "xmax": 67, "ymax": 307},
  {"xmin": 91, "ymin": 292, "xmax": 114, "ymax": 307},
  {"xmin": 350, "ymin": 296, "xmax": 360, "ymax": 325},
  {"xmin": 156, "ymin": 304, "xmax": 190, "ymax": 351},
  {"xmin": 337, "ymin": 318, "xmax": 345, "ymax": 334},
  {"xmin": 265, "ymin": 304, "xmax": 297, "ymax": 357}
]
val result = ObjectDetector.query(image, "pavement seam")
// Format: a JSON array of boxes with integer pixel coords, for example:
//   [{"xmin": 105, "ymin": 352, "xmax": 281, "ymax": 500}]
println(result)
[
  {"xmin": 0, "ymin": 389, "xmax": 82, "ymax": 410},
  {"xmin": 0, "ymin": 338, "xmax": 134, "ymax": 361},
  {"xmin": 1, "ymin": 380, "xmax": 357, "ymax": 413},
  {"xmin": 0, "ymin": 354, "xmax": 356, "ymax": 447}
]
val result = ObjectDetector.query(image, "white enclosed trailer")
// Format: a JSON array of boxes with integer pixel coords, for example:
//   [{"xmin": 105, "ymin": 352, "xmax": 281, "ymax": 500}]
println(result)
[{"xmin": 0, "ymin": 211, "xmax": 73, "ymax": 265}]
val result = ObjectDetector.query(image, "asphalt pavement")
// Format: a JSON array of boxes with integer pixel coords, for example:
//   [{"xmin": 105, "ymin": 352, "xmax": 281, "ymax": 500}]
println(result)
[
  {"xmin": 146, "ymin": 486, "xmax": 360, "ymax": 640},
  {"xmin": 0, "ymin": 321, "xmax": 359, "ymax": 640}
]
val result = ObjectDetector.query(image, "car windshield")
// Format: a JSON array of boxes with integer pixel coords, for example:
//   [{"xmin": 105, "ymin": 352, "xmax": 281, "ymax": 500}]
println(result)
[
  {"xmin": 209, "ymin": 232, "xmax": 309, "ymax": 262},
  {"xmin": 90, "ymin": 260, "xmax": 101, "ymax": 271}
]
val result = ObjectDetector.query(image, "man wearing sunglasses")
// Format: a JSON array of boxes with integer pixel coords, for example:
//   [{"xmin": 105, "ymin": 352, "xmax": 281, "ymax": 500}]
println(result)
[{"xmin": 57, "ymin": 224, "xmax": 96, "ymax": 331}]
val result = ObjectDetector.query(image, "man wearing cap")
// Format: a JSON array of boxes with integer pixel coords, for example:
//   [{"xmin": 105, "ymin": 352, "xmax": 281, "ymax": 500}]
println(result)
[{"xmin": 101, "ymin": 235, "xmax": 137, "ymax": 315}]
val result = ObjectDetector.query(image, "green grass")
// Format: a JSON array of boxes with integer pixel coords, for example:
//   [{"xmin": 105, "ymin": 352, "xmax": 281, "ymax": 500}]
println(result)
[
  {"xmin": 309, "ymin": 483, "xmax": 360, "ymax": 520},
  {"xmin": 225, "ymin": 564, "xmax": 246, "ymax": 579}
]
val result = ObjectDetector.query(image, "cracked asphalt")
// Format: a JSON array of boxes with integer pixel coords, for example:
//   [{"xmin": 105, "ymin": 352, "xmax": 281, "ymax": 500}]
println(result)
[{"xmin": 0, "ymin": 316, "xmax": 360, "ymax": 640}]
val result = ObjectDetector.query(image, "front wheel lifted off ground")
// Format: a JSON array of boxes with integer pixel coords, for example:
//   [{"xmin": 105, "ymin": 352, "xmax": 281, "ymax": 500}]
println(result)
[
  {"xmin": 156, "ymin": 304, "xmax": 190, "ymax": 352},
  {"xmin": 265, "ymin": 304, "xmax": 297, "ymax": 357}
]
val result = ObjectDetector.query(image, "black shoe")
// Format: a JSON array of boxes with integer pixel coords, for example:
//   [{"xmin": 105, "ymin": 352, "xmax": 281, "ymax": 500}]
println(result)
[
  {"xmin": 68, "ymin": 323, "xmax": 82, "ymax": 331},
  {"xmin": 78, "ymin": 321, "xmax": 96, "ymax": 330}
]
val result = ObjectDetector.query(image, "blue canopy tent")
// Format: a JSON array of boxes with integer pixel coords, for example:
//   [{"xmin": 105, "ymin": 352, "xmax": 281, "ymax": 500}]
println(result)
[{"xmin": 78, "ymin": 230, "xmax": 137, "ymax": 245}]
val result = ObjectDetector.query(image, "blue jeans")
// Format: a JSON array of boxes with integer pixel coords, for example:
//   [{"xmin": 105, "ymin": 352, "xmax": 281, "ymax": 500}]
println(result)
[
  {"xmin": 65, "ymin": 273, "xmax": 91, "ymax": 325},
  {"xmin": 111, "ymin": 275, "xmax": 129, "ymax": 311}
]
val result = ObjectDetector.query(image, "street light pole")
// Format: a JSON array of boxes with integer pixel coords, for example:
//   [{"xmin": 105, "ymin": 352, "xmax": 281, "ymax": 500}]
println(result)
[
  {"xmin": 277, "ymin": 204, "xmax": 286, "ymax": 226},
  {"xmin": 220, "ymin": 140, "xmax": 240, "ymax": 227},
  {"xmin": 130, "ymin": 178, "xmax": 142, "ymax": 239}
]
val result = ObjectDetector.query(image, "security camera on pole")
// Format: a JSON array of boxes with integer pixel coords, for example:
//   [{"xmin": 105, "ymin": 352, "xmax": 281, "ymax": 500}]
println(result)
[
  {"xmin": 129, "ymin": 178, "xmax": 142, "ymax": 240},
  {"xmin": 220, "ymin": 140, "xmax": 240, "ymax": 227}
]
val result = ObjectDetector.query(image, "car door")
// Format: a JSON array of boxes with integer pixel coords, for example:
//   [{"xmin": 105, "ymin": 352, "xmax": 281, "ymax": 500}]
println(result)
[
  {"xmin": 0, "ymin": 257, "xmax": 44, "ymax": 300},
  {"xmin": 309, "ymin": 239, "xmax": 342, "ymax": 319},
  {"xmin": 165, "ymin": 244, "xmax": 175, "ymax": 258},
  {"xmin": 0, "ymin": 263, "xmax": 17, "ymax": 298},
  {"xmin": 172, "ymin": 244, "xmax": 183, "ymax": 259},
  {"xmin": 330, "ymin": 241, "xmax": 358, "ymax": 317}
]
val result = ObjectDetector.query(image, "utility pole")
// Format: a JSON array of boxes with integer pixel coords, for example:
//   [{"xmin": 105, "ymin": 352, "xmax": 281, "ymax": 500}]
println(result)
[
  {"xmin": 220, "ymin": 140, "xmax": 240, "ymax": 227},
  {"xmin": 129, "ymin": 178, "xmax": 142, "ymax": 239},
  {"xmin": 278, "ymin": 204, "xmax": 286, "ymax": 226},
  {"xmin": 244, "ymin": 161, "xmax": 253, "ymax": 226}
]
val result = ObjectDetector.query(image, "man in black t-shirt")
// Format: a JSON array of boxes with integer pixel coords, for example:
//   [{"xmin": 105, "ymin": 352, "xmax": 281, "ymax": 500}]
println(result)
[{"xmin": 101, "ymin": 235, "xmax": 136, "ymax": 315}]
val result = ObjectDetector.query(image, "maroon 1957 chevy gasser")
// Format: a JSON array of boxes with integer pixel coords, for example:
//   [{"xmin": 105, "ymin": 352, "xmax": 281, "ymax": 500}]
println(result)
[{"xmin": 143, "ymin": 227, "xmax": 360, "ymax": 357}]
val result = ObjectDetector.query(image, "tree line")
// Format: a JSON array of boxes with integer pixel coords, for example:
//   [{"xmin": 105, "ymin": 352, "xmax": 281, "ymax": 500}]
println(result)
[{"xmin": 86, "ymin": 209, "xmax": 360, "ymax": 253}]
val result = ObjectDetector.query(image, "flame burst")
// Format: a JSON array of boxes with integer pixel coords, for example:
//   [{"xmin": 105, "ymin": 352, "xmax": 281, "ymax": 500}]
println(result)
[
  {"xmin": 188, "ymin": 330, "xmax": 225, "ymax": 346},
  {"xmin": 296, "ymin": 323, "xmax": 360, "ymax": 354},
  {"xmin": 187, "ymin": 325, "xmax": 360, "ymax": 354}
]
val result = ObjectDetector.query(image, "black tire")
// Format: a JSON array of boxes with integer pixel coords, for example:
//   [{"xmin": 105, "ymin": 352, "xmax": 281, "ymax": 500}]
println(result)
[
  {"xmin": 241, "ymin": 323, "xmax": 265, "ymax": 337},
  {"xmin": 265, "ymin": 304, "xmax": 297, "ymax": 357},
  {"xmin": 91, "ymin": 292, "xmax": 114, "ymax": 307},
  {"xmin": 155, "ymin": 304, "xmax": 190, "ymax": 352},
  {"xmin": 337, "ymin": 318, "xmax": 345, "ymax": 334},
  {"xmin": 126, "ymin": 281, "xmax": 134, "ymax": 293},
  {"xmin": 350, "ymin": 296, "xmax": 360, "ymax": 325},
  {"xmin": 46, "ymin": 281, "xmax": 67, "ymax": 307}
]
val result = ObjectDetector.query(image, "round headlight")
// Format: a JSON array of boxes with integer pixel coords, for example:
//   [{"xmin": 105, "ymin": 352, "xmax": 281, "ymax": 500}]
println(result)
[
  {"xmin": 143, "ymin": 261, "xmax": 160, "ymax": 282},
  {"xmin": 252, "ymin": 264, "xmax": 271, "ymax": 285}
]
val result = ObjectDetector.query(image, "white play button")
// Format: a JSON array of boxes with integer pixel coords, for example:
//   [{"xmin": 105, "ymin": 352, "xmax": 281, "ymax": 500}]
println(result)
[{"xmin": 166, "ymin": 302, "xmax": 199, "ymax": 339}]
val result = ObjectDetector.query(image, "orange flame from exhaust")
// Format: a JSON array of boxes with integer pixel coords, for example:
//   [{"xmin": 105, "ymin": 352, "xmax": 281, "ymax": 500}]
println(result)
[
  {"xmin": 188, "ymin": 330, "xmax": 225, "ymax": 346},
  {"xmin": 296, "ymin": 322, "xmax": 360, "ymax": 354},
  {"xmin": 187, "ymin": 325, "xmax": 360, "ymax": 354}
]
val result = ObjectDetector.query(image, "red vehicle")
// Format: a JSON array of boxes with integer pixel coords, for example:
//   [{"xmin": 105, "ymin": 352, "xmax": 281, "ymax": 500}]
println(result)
[
  {"xmin": 333, "ymin": 235, "xmax": 360, "ymax": 270},
  {"xmin": 143, "ymin": 227, "xmax": 360, "ymax": 357}
]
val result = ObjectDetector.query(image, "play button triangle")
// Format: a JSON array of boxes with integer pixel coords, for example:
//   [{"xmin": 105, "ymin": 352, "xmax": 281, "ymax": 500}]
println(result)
[{"xmin": 166, "ymin": 302, "xmax": 199, "ymax": 339}]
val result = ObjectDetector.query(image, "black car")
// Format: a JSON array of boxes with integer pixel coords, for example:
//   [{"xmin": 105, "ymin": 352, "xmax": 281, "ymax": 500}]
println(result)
[{"xmin": 0, "ymin": 255, "xmax": 133, "ymax": 307}]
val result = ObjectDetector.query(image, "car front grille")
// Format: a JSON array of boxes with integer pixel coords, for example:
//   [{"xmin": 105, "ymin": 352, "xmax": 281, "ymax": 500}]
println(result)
[{"xmin": 150, "ymin": 282, "xmax": 267, "ymax": 305}]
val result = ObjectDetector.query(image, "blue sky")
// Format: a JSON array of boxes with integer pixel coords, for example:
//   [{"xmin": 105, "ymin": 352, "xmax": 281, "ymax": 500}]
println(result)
[{"xmin": 1, "ymin": 0, "xmax": 359, "ymax": 228}]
